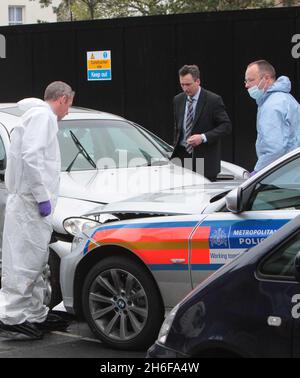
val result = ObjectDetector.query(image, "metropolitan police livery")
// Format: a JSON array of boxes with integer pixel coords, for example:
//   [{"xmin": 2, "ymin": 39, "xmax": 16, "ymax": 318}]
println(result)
[{"xmin": 61, "ymin": 146, "xmax": 300, "ymax": 350}]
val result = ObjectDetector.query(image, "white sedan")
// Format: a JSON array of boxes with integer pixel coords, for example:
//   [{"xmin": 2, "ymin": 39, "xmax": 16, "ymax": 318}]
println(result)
[{"xmin": 0, "ymin": 103, "xmax": 247, "ymax": 306}]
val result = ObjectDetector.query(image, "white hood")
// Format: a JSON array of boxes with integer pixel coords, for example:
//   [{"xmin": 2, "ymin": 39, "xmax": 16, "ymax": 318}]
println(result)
[
  {"xmin": 18, "ymin": 98, "xmax": 49, "ymax": 111},
  {"xmin": 85, "ymin": 181, "xmax": 241, "ymax": 217},
  {"xmin": 54, "ymin": 164, "xmax": 209, "ymax": 233},
  {"xmin": 58, "ymin": 164, "xmax": 209, "ymax": 204}
]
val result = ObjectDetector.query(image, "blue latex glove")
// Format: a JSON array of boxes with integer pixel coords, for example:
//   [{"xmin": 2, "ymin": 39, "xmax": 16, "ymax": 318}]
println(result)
[
  {"xmin": 250, "ymin": 170, "xmax": 257, "ymax": 177},
  {"xmin": 38, "ymin": 200, "xmax": 51, "ymax": 217}
]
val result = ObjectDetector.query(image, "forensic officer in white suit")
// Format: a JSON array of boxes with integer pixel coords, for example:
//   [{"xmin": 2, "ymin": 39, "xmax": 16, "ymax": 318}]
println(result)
[{"xmin": 0, "ymin": 81, "xmax": 74, "ymax": 339}]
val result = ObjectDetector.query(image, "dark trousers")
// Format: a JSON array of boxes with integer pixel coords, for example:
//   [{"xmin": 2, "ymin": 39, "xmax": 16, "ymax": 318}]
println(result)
[{"xmin": 172, "ymin": 145, "xmax": 216, "ymax": 181}]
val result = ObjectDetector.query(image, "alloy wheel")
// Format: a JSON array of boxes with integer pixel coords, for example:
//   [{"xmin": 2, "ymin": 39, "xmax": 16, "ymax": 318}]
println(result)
[{"xmin": 88, "ymin": 268, "xmax": 149, "ymax": 341}]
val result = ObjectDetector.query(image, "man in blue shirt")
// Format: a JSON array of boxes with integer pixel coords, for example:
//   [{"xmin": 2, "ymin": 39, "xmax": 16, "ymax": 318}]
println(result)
[{"xmin": 245, "ymin": 59, "xmax": 300, "ymax": 174}]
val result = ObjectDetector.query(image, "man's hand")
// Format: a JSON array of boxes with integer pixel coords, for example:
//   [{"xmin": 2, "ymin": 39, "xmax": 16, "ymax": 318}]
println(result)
[
  {"xmin": 187, "ymin": 134, "xmax": 203, "ymax": 147},
  {"xmin": 38, "ymin": 200, "xmax": 52, "ymax": 217}
]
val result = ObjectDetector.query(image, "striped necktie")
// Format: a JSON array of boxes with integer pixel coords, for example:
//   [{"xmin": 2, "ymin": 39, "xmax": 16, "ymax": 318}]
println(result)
[{"xmin": 185, "ymin": 97, "xmax": 194, "ymax": 154}]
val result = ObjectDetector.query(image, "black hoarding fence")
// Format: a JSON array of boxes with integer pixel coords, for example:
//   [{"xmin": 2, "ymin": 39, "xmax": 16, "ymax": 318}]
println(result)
[{"xmin": 0, "ymin": 6, "xmax": 300, "ymax": 171}]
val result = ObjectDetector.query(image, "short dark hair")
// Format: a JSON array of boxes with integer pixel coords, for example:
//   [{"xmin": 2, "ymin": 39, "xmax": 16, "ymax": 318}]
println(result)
[
  {"xmin": 179, "ymin": 65, "xmax": 200, "ymax": 81},
  {"xmin": 247, "ymin": 60, "xmax": 276, "ymax": 79}
]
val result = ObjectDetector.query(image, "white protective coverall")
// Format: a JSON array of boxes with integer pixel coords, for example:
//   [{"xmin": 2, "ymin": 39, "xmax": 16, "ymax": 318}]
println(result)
[{"xmin": 0, "ymin": 98, "xmax": 61, "ymax": 325}]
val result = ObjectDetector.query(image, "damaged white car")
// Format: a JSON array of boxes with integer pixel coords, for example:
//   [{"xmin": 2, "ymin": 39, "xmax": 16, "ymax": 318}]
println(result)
[{"xmin": 0, "ymin": 103, "xmax": 248, "ymax": 305}]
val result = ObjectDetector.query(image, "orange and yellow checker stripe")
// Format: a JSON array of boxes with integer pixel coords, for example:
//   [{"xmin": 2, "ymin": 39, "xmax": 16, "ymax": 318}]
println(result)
[{"xmin": 83, "ymin": 221, "xmax": 202, "ymax": 265}]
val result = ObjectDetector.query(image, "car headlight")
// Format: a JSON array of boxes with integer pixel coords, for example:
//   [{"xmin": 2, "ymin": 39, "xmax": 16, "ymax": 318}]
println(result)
[
  {"xmin": 157, "ymin": 304, "xmax": 179, "ymax": 345},
  {"xmin": 63, "ymin": 217, "xmax": 101, "ymax": 236}
]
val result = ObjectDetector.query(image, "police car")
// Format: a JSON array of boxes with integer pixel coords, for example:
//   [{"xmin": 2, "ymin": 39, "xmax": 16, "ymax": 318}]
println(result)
[{"xmin": 61, "ymin": 146, "xmax": 300, "ymax": 350}]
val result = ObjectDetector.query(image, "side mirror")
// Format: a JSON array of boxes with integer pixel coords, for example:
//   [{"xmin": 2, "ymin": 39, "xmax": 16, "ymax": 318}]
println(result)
[
  {"xmin": 294, "ymin": 251, "xmax": 300, "ymax": 281},
  {"xmin": 225, "ymin": 187, "xmax": 243, "ymax": 213}
]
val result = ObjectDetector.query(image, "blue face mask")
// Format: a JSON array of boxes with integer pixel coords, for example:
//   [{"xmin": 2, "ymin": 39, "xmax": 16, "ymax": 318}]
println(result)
[
  {"xmin": 248, "ymin": 85, "xmax": 264, "ymax": 100},
  {"xmin": 247, "ymin": 79, "xmax": 265, "ymax": 100}
]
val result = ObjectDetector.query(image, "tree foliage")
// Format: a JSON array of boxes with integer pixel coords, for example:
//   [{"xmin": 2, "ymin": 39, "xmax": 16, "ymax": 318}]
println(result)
[{"xmin": 39, "ymin": 0, "xmax": 300, "ymax": 21}]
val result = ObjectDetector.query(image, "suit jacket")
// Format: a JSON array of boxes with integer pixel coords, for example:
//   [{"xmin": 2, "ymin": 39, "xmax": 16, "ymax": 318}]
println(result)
[{"xmin": 172, "ymin": 88, "xmax": 232, "ymax": 179}]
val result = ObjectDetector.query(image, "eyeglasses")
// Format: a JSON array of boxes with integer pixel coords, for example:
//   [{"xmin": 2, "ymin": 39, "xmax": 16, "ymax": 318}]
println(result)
[
  {"xmin": 244, "ymin": 78, "xmax": 256, "ymax": 85},
  {"xmin": 244, "ymin": 76, "xmax": 265, "ymax": 85}
]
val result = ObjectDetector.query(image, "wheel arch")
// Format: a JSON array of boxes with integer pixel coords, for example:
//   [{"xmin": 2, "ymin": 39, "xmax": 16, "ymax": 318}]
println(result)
[{"xmin": 73, "ymin": 244, "xmax": 165, "ymax": 318}]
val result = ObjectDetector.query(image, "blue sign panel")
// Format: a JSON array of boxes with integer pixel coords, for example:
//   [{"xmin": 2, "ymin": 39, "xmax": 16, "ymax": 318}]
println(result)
[{"xmin": 88, "ymin": 69, "xmax": 111, "ymax": 81}]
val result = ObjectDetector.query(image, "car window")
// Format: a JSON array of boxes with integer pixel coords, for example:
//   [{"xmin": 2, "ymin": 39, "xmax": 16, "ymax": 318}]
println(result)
[
  {"xmin": 259, "ymin": 231, "xmax": 300, "ymax": 279},
  {"xmin": 247, "ymin": 157, "xmax": 300, "ymax": 210},
  {"xmin": 58, "ymin": 119, "xmax": 168, "ymax": 171}
]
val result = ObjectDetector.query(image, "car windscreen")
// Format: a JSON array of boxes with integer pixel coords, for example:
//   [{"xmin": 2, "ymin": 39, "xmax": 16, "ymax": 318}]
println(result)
[
  {"xmin": 58, "ymin": 119, "xmax": 169, "ymax": 171},
  {"xmin": 136, "ymin": 123, "xmax": 173, "ymax": 157}
]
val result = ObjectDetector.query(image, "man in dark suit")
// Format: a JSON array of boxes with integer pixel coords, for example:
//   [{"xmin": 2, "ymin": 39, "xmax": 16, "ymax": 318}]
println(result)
[{"xmin": 172, "ymin": 65, "xmax": 232, "ymax": 181}]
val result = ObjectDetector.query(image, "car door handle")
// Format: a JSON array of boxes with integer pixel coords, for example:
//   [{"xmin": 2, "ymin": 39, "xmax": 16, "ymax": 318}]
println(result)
[
  {"xmin": 267, "ymin": 316, "xmax": 282, "ymax": 327},
  {"xmin": 170, "ymin": 258, "xmax": 186, "ymax": 264}
]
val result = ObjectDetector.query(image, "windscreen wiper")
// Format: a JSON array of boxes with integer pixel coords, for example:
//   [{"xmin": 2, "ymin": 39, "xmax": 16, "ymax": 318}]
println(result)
[
  {"xmin": 66, "ymin": 130, "xmax": 97, "ymax": 172},
  {"xmin": 138, "ymin": 159, "xmax": 170, "ymax": 167}
]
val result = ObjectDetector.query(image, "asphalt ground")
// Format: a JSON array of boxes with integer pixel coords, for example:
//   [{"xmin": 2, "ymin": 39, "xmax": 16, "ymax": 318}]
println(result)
[{"xmin": 0, "ymin": 312, "xmax": 146, "ymax": 359}]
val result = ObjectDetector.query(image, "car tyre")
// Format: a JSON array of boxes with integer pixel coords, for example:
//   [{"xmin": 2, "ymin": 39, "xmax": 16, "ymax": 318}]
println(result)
[{"xmin": 82, "ymin": 255, "xmax": 164, "ymax": 350}]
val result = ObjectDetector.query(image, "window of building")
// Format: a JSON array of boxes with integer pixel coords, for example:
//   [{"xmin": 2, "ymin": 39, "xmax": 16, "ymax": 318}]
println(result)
[{"xmin": 8, "ymin": 6, "xmax": 24, "ymax": 25}]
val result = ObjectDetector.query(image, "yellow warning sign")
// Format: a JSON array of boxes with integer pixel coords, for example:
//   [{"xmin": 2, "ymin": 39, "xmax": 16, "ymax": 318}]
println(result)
[
  {"xmin": 87, "ymin": 50, "xmax": 112, "ymax": 81},
  {"xmin": 88, "ymin": 59, "xmax": 111, "ymax": 70}
]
